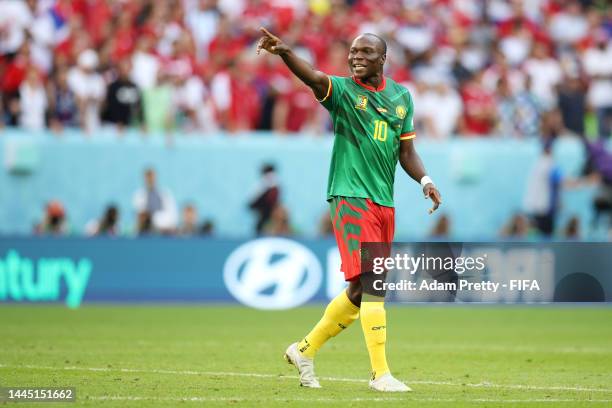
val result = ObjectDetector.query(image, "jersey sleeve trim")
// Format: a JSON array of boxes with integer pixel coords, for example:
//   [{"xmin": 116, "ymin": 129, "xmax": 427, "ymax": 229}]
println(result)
[
  {"xmin": 316, "ymin": 76, "xmax": 333, "ymax": 102},
  {"xmin": 400, "ymin": 131, "xmax": 416, "ymax": 140}
]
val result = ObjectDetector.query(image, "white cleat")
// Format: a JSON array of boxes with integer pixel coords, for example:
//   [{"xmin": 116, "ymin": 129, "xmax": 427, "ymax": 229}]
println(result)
[
  {"xmin": 283, "ymin": 342, "xmax": 321, "ymax": 388},
  {"xmin": 369, "ymin": 372, "xmax": 412, "ymax": 392}
]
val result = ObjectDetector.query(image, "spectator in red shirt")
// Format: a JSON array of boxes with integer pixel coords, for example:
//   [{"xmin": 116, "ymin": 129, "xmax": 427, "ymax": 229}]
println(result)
[
  {"xmin": 162, "ymin": 34, "xmax": 196, "ymax": 81},
  {"xmin": 211, "ymin": 58, "xmax": 261, "ymax": 132},
  {"xmin": 208, "ymin": 15, "xmax": 247, "ymax": 68},
  {"xmin": 497, "ymin": 1, "xmax": 547, "ymax": 43},
  {"xmin": 318, "ymin": 40, "xmax": 350, "ymax": 77},
  {"xmin": 460, "ymin": 70, "xmax": 497, "ymax": 136},
  {"xmin": 272, "ymin": 75, "xmax": 319, "ymax": 133},
  {"xmin": 1, "ymin": 42, "xmax": 31, "ymax": 126},
  {"xmin": 110, "ymin": 12, "xmax": 137, "ymax": 62},
  {"xmin": 299, "ymin": 15, "xmax": 330, "ymax": 65},
  {"xmin": 85, "ymin": 0, "xmax": 113, "ymax": 48},
  {"xmin": 229, "ymin": 60, "xmax": 261, "ymax": 132}
]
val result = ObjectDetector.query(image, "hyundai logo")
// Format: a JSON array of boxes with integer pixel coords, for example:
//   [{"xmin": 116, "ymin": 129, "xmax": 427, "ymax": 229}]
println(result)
[{"xmin": 223, "ymin": 238, "xmax": 323, "ymax": 310}]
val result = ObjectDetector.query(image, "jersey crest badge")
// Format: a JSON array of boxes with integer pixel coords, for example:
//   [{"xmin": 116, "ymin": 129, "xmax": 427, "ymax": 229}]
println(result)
[
  {"xmin": 355, "ymin": 95, "xmax": 368, "ymax": 110},
  {"xmin": 396, "ymin": 105, "xmax": 407, "ymax": 119}
]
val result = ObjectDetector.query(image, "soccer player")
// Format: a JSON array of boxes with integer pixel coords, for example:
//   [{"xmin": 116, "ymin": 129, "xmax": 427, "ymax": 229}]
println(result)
[{"xmin": 257, "ymin": 28, "xmax": 442, "ymax": 392}]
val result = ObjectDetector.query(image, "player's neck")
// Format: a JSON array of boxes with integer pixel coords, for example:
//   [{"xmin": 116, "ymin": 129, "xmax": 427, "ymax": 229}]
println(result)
[
  {"xmin": 365, "ymin": 74, "xmax": 383, "ymax": 88},
  {"xmin": 353, "ymin": 74, "xmax": 386, "ymax": 92}
]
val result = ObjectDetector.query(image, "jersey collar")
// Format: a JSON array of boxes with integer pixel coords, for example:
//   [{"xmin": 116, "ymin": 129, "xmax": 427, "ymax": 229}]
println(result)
[{"xmin": 352, "ymin": 75, "xmax": 386, "ymax": 92}]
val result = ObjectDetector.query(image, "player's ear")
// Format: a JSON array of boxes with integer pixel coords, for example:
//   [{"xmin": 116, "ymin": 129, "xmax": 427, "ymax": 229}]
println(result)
[{"xmin": 380, "ymin": 53, "xmax": 386, "ymax": 66}]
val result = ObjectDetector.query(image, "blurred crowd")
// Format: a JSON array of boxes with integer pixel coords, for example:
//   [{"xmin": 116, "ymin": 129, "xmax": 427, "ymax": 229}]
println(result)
[
  {"xmin": 34, "ymin": 167, "xmax": 216, "ymax": 237},
  {"xmin": 33, "ymin": 137, "xmax": 612, "ymax": 240},
  {"xmin": 0, "ymin": 0, "xmax": 611, "ymax": 138}
]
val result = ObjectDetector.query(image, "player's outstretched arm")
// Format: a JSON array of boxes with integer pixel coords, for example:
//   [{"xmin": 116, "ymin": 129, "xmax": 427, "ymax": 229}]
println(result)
[
  {"xmin": 399, "ymin": 140, "xmax": 442, "ymax": 214},
  {"xmin": 256, "ymin": 27, "xmax": 329, "ymax": 100}
]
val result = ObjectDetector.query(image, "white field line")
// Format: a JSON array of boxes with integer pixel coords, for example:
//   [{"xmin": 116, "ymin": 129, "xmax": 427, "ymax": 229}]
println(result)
[
  {"xmin": 7, "ymin": 342, "xmax": 611, "ymax": 354},
  {"xmin": 125, "ymin": 340, "xmax": 612, "ymax": 354},
  {"xmin": 406, "ymin": 344, "xmax": 612, "ymax": 354},
  {"xmin": 2, "ymin": 363, "xmax": 611, "ymax": 394},
  {"xmin": 88, "ymin": 396, "xmax": 612, "ymax": 403}
]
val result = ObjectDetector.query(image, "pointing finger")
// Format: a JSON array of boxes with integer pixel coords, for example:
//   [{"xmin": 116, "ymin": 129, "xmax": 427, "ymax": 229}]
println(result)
[
  {"xmin": 260, "ymin": 27, "xmax": 274, "ymax": 38},
  {"xmin": 434, "ymin": 191, "xmax": 442, "ymax": 204}
]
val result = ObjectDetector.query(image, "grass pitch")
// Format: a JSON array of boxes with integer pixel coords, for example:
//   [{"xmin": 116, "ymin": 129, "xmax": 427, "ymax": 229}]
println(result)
[{"xmin": 1, "ymin": 305, "xmax": 611, "ymax": 407}]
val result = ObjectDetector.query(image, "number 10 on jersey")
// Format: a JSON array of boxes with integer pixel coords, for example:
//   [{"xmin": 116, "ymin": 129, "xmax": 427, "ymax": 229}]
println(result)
[{"xmin": 373, "ymin": 120, "xmax": 388, "ymax": 142}]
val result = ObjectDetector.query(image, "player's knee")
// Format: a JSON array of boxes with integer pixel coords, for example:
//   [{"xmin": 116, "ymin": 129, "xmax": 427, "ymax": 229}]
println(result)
[
  {"xmin": 346, "ymin": 287, "xmax": 362, "ymax": 306},
  {"xmin": 346, "ymin": 282, "xmax": 362, "ymax": 306}
]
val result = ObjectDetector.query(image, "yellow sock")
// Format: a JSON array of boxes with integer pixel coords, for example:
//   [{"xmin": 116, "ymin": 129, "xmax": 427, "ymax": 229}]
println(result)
[
  {"xmin": 360, "ymin": 301, "xmax": 389, "ymax": 379},
  {"xmin": 297, "ymin": 290, "xmax": 359, "ymax": 358}
]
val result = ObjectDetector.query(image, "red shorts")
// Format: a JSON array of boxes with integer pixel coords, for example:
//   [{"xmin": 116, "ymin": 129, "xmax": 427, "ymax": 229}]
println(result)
[{"xmin": 329, "ymin": 196, "xmax": 395, "ymax": 281}]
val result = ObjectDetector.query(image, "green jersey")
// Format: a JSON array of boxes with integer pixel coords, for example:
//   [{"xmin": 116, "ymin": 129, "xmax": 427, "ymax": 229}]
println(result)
[{"xmin": 319, "ymin": 75, "xmax": 416, "ymax": 207}]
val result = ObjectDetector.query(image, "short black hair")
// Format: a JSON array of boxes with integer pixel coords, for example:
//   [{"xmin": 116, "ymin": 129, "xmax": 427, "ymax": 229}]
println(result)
[
  {"xmin": 362, "ymin": 33, "xmax": 387, "ymax": 55},
  {"xmin": 261, "ymin": 163, "xmax": 276, "ymax": 175}
]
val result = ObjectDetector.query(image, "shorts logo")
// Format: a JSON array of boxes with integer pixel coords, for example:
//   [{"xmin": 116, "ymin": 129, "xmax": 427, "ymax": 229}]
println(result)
[
  {"xmin": 396, "ymin": 105, "xmax": 406, "ymax": 119},
  {"xmin": 355, "ymin": 95, "xmax": 368, "ymax": 110}
]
